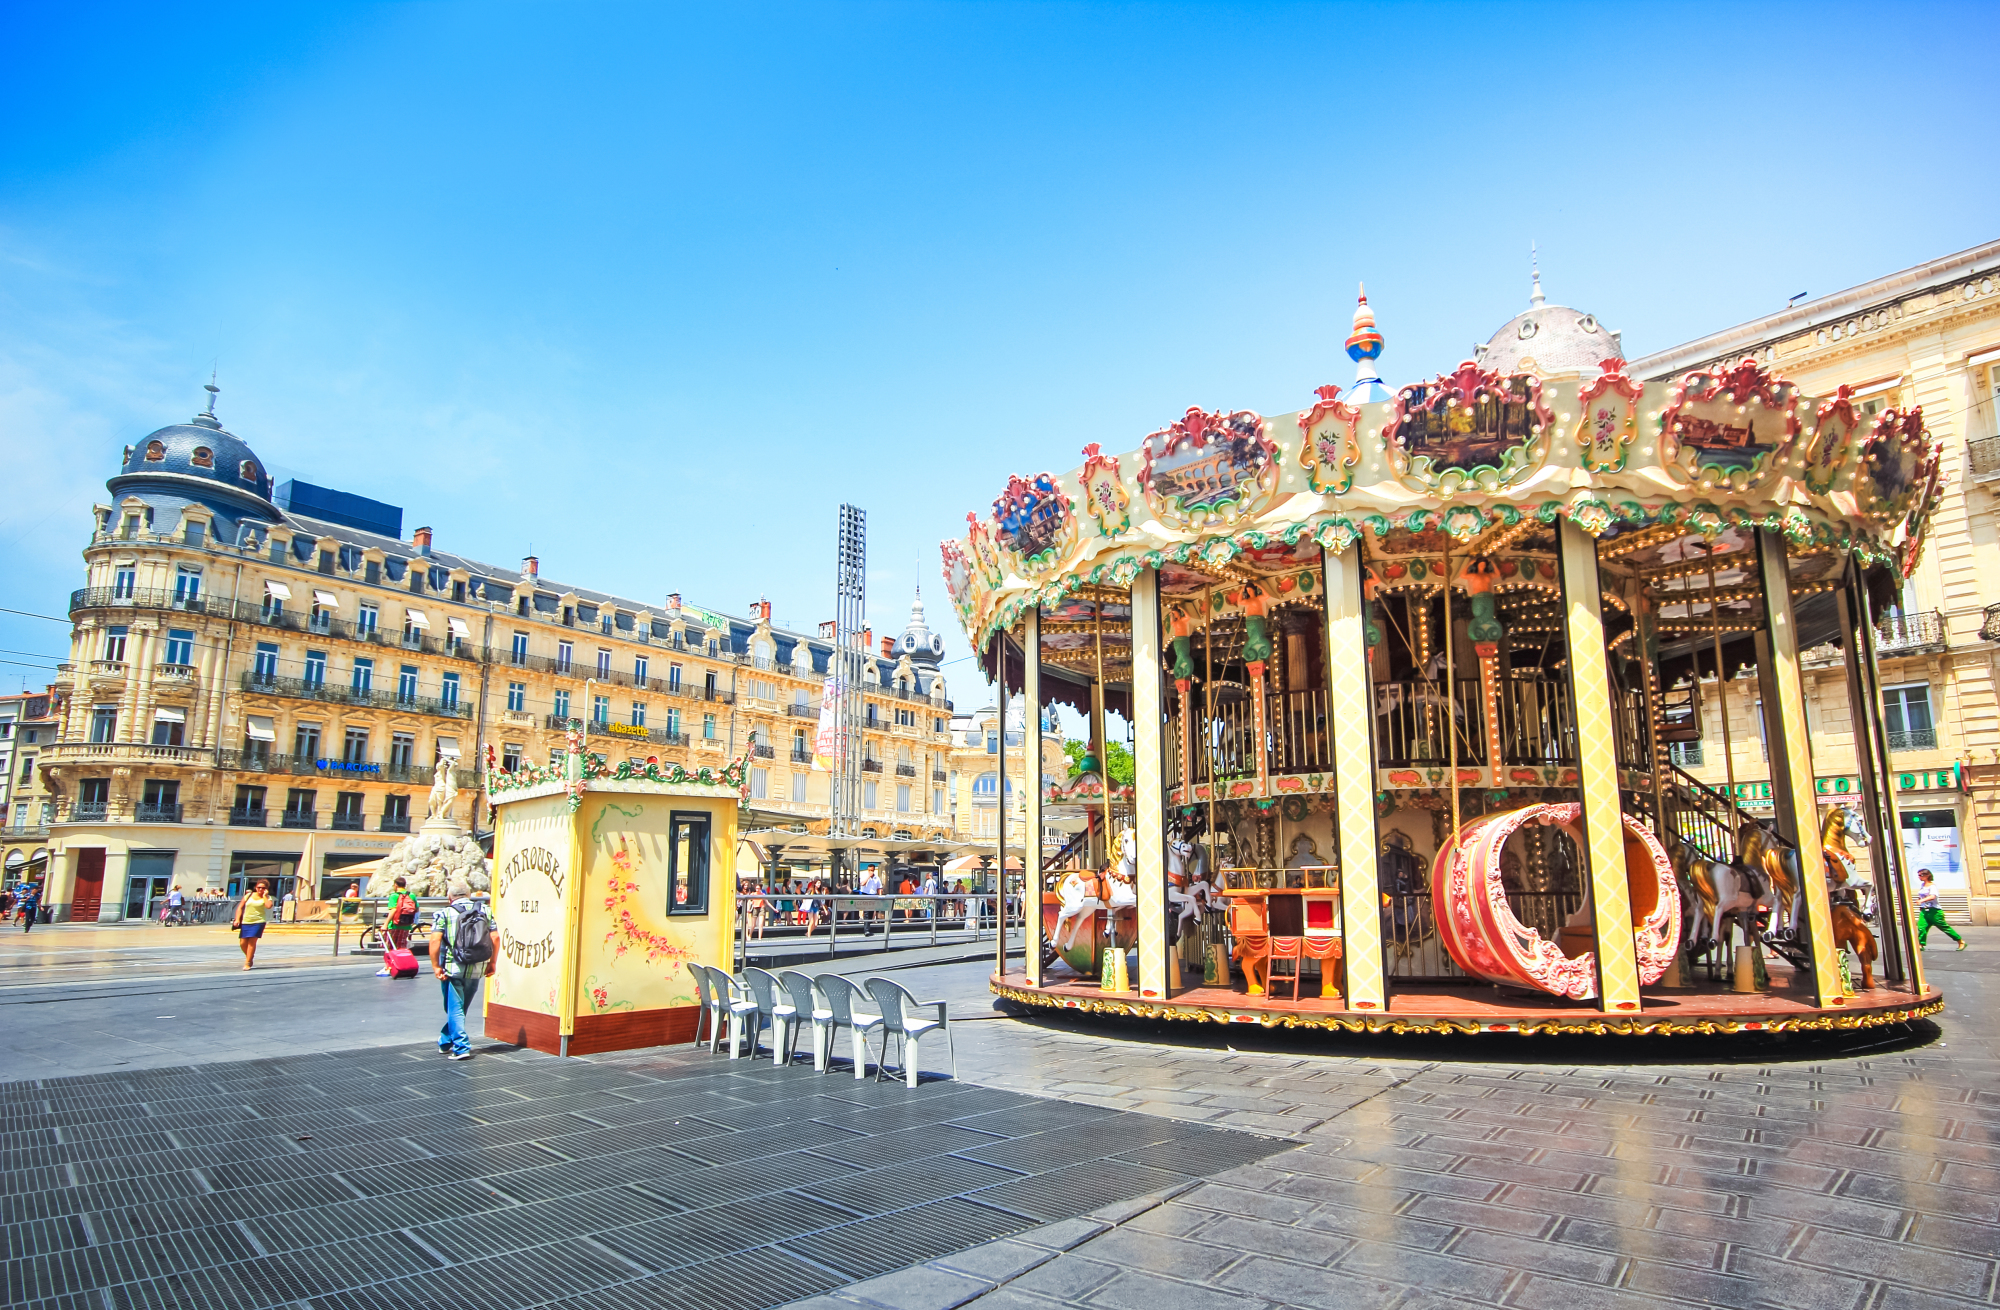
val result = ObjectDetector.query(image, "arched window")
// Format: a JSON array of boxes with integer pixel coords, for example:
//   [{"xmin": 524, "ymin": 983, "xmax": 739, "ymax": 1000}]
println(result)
[
  {"xmin": 190, "ymin": 446, "xmax": 213, "ymax": 468},
  {"xmin": 972, "ymin": 773, "xmax": 1013, "ymax": 802},
  {"xmin": 240, "ymin": 460, "xmax": 258, "ymax": 483},
  {"xmin": 144, "ymin": 441, "xmax": 166, "ymax": 462}
]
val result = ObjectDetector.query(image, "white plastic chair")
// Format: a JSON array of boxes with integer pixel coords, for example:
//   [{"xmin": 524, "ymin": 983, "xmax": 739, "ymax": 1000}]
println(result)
[
  {"xmin": 688, "ymin": 963, "xmax": 718, "ymax": 1050},
  {"xmin": 775, "ymin": 970, "xmax": 830, "ymax": 1069},
  {"xmin": 863, "ymin": 976, "xmax": 956, "ymax": 1088},
  {"xmin": 715, "ymin": 968, "xmax": 760, "ymax": 1060},
  {"xmin": 813, "ymin": 974, "xmax": 881, "ymax": 1080},
  {"xmin": 741, "ymin": 968, "xmax": 790, "ymax": 1066}
]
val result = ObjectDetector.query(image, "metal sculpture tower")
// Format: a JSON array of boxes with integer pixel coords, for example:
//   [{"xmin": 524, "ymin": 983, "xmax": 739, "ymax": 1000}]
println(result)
[{"xmin": 831, "ymin": 504, "xmax": 867, "ymax": 864}]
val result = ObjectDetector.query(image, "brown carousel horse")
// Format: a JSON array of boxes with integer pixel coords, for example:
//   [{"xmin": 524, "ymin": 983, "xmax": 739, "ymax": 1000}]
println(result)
[{"xmin": 1823, "ymin": 806, "xmax": 1878, "ymax": 989}]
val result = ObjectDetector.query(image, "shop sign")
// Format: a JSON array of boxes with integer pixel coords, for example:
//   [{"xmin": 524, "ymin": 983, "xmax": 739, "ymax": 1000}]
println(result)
[
  {"xmin": 316, "ymin": 758, "xmax": 381, "ymax": 774},
  {"xmin": 1725, "ymin": 763, "xmax": 1963, "ymax": 811},
  {"xmin": 606, "ymin": 722, "xmax": 649, "ymax": 739}
]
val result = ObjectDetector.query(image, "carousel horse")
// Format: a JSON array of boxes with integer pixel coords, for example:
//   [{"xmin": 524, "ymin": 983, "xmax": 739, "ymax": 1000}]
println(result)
[
  {"xmin": 1741, "ymin": 822, "xmax": 1801, "ymax": 943},
  {"xmin": 1165, "ymin": 834, "xmax": 1214, "ymax": 936},
  {"xmin": 1053, "ymin": 827, "xmax": 1138, "ymax": 954},
  {"xmin": 1822, "ymin": 805, "xmax": 1875, "ymax": 919},
  {"xmin": 1822, "ymin": 805, "xmax": 1878, "ymax": 988},
  {"xmin": 1682, "ymin": 827, "xmax": 1775, "ymax": 965}
]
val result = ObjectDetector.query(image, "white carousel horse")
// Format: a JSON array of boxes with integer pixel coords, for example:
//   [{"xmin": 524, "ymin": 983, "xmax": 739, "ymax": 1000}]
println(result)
[
  {"xmin": 1053, "ymin": 827, "xmax": 1138, "ymax": 952},
  {"xmin": 1822, "ymin": 804, "xmax": 1874, "ymax": 919},
  {"xmin": 1682, "ymin": 824, "xmax": 1778, "ymax": 960},
  {"xmin": 1165, "ymin": 835, "xmax": 1215, "ymax": 933}
]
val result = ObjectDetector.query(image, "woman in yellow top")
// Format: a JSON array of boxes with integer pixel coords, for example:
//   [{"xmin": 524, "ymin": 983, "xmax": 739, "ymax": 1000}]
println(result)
[{"xmin": 233, "ymin": 879, "xmax": 274, "ymax": 970}]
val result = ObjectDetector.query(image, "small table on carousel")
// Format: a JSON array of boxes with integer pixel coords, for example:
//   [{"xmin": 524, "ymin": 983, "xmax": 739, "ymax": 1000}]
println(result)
[{"xmin": 1218, "ymin": 867, "xmax": 1343, "ymax": 1000}]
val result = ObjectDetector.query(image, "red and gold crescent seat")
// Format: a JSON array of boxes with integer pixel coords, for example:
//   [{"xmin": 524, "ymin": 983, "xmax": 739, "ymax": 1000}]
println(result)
[{"xmin": 1430, "ymin": 802, "xmax": 1679, "ymax": 1000}]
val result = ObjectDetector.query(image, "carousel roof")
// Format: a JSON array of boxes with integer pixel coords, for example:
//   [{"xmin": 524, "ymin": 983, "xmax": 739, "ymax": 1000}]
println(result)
[{"xmin": 939, "ymin": 300, "xmax": 1940, "ymax": 665}]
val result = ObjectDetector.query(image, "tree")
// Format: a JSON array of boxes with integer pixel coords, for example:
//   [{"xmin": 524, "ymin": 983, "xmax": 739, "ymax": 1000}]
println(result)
[{"xmin": 1063, "ymin": 738, "xmax": 1135, "ymax": 787}]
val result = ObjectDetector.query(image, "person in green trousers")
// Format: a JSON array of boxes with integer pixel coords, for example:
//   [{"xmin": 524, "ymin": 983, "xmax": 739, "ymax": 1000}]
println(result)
[{"xmin": 1914, "ymin": 870, "xmax": 1966, "ymax": 950}]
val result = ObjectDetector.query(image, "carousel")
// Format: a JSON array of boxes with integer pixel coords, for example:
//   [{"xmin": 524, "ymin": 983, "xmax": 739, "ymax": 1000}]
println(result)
[{"xmin": 943, "ymin": 282, "xmax": 1946, "ymax": 1035}]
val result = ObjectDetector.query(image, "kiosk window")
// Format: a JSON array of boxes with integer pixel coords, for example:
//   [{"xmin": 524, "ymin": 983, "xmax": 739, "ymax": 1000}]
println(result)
[{"xmin": 668, "ymin": 811, "xmax": 710, "ymax": 914}]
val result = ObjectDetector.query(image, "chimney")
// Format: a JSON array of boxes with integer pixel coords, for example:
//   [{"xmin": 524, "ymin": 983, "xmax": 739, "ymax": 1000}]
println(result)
[
  {"xmin": 818, "ymin": 620, "xmax": 836, "ymax": 640},
  {"xmin": 862, "ymin": 625, "xmax": 873, "ymax": 653},
  {"xmin": 413, "ymin": 526, "xmax": 433, "ymax": 557},
  {"xmin": 522, "ymin": 554, "xmax": 538, "ymax": 579},
  {"xmin": 881, "ymin": 636, "xmax": 896, "ymax": 658},
  {"xmin": 666, "ymin": 592, "xmax": 681, "ymax": 611},
  {"xmin": 751, "ymin": 598, "xmax": 772, "ymax": 622}
]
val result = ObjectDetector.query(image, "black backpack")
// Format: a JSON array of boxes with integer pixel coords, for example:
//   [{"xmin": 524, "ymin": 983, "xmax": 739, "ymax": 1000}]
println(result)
[{"xmin": 451, "ymin": 903, "xmax": 493, "ymax": 967}]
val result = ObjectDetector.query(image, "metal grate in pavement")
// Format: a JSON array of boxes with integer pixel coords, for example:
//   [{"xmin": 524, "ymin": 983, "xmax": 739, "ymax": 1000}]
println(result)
[
  {"xmin": 780, "ymin": 1196, "xmax": 1034, "ymax": 1279},
  {"xmin": 1, "ymin": 1038, "xmax": 1298, "ymax": 1310},
  {"xmin": 967, "ymin": 1158, "xmax": 1195, "ymax": 1222}
]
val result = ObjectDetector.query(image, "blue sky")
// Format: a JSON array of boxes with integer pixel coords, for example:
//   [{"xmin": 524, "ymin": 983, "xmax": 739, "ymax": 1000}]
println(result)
[{"xmin": 2, "ymin": 2, "xmax": 1995, "ymax": 696}]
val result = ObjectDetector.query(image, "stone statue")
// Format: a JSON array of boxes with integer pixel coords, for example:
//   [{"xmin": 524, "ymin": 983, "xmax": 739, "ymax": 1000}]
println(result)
[{"xmin": 427, "ymin": 758, "xmax": 458, "ymax": 821}]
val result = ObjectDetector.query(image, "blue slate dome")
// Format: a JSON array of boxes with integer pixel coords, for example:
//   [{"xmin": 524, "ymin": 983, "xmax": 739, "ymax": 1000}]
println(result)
[{"xmin": 109, "ymin": 406, "xmax": 278, "ymax": 514}]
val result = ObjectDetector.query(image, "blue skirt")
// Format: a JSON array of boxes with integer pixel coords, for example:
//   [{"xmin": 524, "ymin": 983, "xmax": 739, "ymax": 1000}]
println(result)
[{"xmin": 239, "ymin": 922, "xmax": 266, "ymax": 940}]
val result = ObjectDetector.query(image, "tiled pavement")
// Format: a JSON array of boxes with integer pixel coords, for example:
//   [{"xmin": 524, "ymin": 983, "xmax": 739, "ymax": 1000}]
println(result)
[
  {"xmin": 797, "ymin": 942, "xmax": 1998, "ymax": 1310},
  {"xmin": 2, "ymin": 937, "xmax": 1993, "ymax": 1310}
]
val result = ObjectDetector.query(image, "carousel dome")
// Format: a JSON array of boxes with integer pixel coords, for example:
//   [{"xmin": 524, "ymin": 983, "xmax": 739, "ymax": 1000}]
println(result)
[{"xmin": 1474, "ymin": 268, "xmax": 1623, "ymax": 377}]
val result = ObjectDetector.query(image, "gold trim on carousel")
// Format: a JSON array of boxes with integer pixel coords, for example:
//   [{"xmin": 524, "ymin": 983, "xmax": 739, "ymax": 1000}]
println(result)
[{"xmin": 989, "ymin": 980, "xmax": 1944, "ymax": 1036}]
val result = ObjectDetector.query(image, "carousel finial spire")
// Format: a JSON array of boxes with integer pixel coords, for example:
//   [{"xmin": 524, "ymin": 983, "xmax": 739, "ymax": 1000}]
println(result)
[
  {"xmin": 1344, "ymin": 282, "xmax": 1390, "ymax": 404},
  {"xmin": 1530, "ymin": 242, "xmax": 1545, "ymax": 308}
]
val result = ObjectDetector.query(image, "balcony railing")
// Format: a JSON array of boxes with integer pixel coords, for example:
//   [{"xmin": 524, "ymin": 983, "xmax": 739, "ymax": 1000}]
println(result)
[
  {"xmin": 280, "ymin": 810, "xmax": 318, "ymax": 830},
  {"xmin": 895, "ymin": 763, "xmax": 918, "ymax": 777},
  {"xmin": 791, "ymin": 749, "xmax": 813, "ymax": 763},
  {"xmin": 0, "ymin": 824, "xmax": 49, "ymax": 840},
  {"xmin": 69, "ymin": 802, "xmax": 108, "ymax": 822},
  {"xmin": 47, "ymin": 741, "xmax": 211, "ymax": 767},
  {"xmin": 752, "ymin": 744, "xmax": 776, "ymax": 759},
  {"xmin": 861, "ymin": 760, "xmax": 883, "ymax": 774},
  {"xmin": 239, "ymin": 672, "xmax": 471, "ymax": 719},
  {"xmin": 216, "ymin": 749, "xmax": 472, "ymax": 788},
  {"xmin": 70, "ymin": 586, "xmax": 213, "ymax": 616},
  {"xmin": 1887, "ymin": 727, "xmax": 1939, "ymax": 753},
  {"xmin": 1876, "ymin": 610, "xmax": 1947, "ymax": 655},
  {"xmin": 380, "ymin": 814, "xmax": 411, "ymax": 833},
  {"xmin": 229, "ymin": 807, "xmax": 267, "ymax": 827},
  {"xmin": 785, "ymin": 702, "xmax": 818, "ymax": 718},
  {"xmin": 583, "ymin": 720, "xmax": 691, "ymax": 749},
  {"xmin": 134, "ymin": 803, "xmax": 182, "ymax": 824},
  {"xmin": 1981, "ymin": 603, "xmax": 2000, "ymax": 643},
  {"xmin": 330, "ymin": 813, "xmax": 367, "ymax": 832},
  {"xmin": 932, "ymin": 770, "xmax": 947, "ymax": 782}
]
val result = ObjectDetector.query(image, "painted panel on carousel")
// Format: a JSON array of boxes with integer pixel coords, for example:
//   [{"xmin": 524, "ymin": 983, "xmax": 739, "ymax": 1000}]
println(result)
[
  {"xmin": 1659, "ymin": 357, "xmax": 1800, "ymax": 493},
  {"xmin": 1858, "ymin": 406, "xmax": 1929, "ymax": 529},
  {"xmin": 1077, "ymin": 443, "xmax": 1132, "ymax": 539},
  {"xmin": 1575, "ymin": 359, "xmax": 1644, "ymax": 474},
  {"xmin": 1801, "ymin": 384, "xmax": 1863, "ymax": 496},
  {"xmin": 939, "ymin": 539, "xmax": 984, "ymax": 632},
  {"xmin": 1388, "ymin": 365, "xmax": 1553, "ymax": 493},
  {"xmin": 993, "ymin": 472, "xmax": 1076, "ymax": 577},
  {"xmin": 1298, "ymin": 384, "xmax": 1365, "ymax": 495},
  {"xmin": 1140, "ymin": 406, "xmax": 1278, "ymax": 529},
  {"xmin": 1430, "ymin": 802, "xmax": 1678, "ymax": 1000},
  {"xmin": 965, "ymin": 513, "xmax": 1007, "ymax": 590}
]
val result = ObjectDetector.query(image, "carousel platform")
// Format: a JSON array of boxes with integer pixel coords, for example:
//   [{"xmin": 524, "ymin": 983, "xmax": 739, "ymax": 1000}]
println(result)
[{"xmin": 992, "ymin": 966, "xmax": 1943, "ymax": 1037}]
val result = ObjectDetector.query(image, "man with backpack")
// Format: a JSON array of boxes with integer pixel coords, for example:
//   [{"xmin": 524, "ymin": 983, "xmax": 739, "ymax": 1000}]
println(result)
[
  {"xmin": 429, "ymin": 878, "xmax": 493, "ymax": 1060},
  {"xmin": 377, "ymin": 876, "xmax": 419, "ymax": 977}
]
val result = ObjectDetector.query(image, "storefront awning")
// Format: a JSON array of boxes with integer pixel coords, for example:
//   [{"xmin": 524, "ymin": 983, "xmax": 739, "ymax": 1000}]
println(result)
[
  {"xmin": 446, "ymin": 617, "xmax": 470, "ymax": 639},
  {"xmin": 436, "ymin": 737, "xmax": 460, "ymax": 759},
  {"xmin": 404, "ymin": 608, "xmax": 430, "ymax": 628},
  {"xmin": 153, "ymin": 706, "xmax": 186, "ymax": 724},
  {"xmin": 245, "ymin": 715, "xmax": 276, "ymax": 742},
  {"xmin": 264, "ymin": 580, "xmax": 292, "ymax": 600},
  {"xmin": 312, "ymin": 589, "xmax": 338, "ymax": 608}
]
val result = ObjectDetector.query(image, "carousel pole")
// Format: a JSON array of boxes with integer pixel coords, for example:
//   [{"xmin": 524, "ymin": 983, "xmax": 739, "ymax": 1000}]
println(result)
[
  {"xmin": 1753, "ymin": 529, "xmax": 1843, "ymax": 1007},
  {"xmin": 993, "ymin": 631, "xmax": 1009, "ymax": 980},
  {"xmin": 1704, "ymin": 541, "xmax": 1740, "ymax": 808},
  {"xmin": 1836, "ymin": 563, "xmax": 1906, "ymax": 986},
  {"xmin": 1024, "ymin": 606, "xmax": 1045, "ymax": 988},
  {"xmin": 1557, "ymin": 520, "xmax": 1642, "ymax": 1013},
  {"xmin": 1092, "ymin": 600, "xmax": 1114, "ymax": 865},
  {"xmin": 1131, "ymin": 568, "xmax": 1169, "ymax": 1000},
  {"xmin": 1443, "ymin": 542, "xmax": 1461, "ymax": 845},
  {"xmin": 1323, "ymin": 544, "xmax": 1385, "ymax": 1011},
  {"xmin": 1851, "ymin": 557, "xmax": 1926, "ymax": 994}
]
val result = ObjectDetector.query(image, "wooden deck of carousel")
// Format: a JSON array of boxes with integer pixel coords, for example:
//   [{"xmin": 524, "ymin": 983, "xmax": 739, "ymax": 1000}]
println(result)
[{"xmin": 992, "ymin": 964, "xmax": 1943, "ymax": 1036}]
